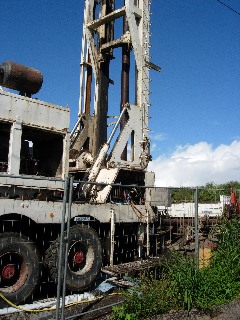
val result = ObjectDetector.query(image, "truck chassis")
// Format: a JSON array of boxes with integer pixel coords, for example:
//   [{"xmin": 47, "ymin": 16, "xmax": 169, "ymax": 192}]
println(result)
[{"xmin": 0, "ymin": 0, "xmax": 169, "ymax": 307}]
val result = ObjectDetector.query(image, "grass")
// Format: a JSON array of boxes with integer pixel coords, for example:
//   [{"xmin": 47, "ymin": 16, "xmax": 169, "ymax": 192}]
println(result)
[{"xmin": 111, "ymin": 218, "xmax": 240, "ymax": 319}]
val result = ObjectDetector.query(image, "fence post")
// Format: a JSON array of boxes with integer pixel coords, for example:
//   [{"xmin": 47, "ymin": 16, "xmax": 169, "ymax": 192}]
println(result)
[
  {"xmin": 55, "ymin": 177, "xmax": 69, "ymax": 320},
  {"xmin": 61, "ymin": 176, "xmax": 74, "ymax": 320},
  {"xmin": 110, "ymin": 208, "xmax": 116, "ymax": 266},
  {"xmin": 146, "ymin": 210, "xmax": 150, "ymax": 256},
  {"xmin": 194, "ymin": 186, "xmax": 199, "ymax": 271}
]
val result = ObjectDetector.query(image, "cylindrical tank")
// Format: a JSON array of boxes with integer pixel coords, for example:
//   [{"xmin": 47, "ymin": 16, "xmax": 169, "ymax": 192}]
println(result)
[{"xmin": 0, "ymin": 61, "xmax": 43, "ymax": 96}]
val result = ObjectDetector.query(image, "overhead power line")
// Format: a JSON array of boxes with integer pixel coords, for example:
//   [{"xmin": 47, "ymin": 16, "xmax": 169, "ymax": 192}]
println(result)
[{"xmin": 216, "ymin": 0, "xmax": 240, "ymax": 16}]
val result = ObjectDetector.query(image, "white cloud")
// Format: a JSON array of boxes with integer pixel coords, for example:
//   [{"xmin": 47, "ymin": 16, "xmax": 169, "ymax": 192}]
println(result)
[
  {"xmin": 148, "ymin": 141, "xmax": 240, "ymax": 187},
  {"xmin": 150, "ymin": 132, "xmax": 167, "ymax": 142},
  {"xmin": 151, "ymin": 143, "xmax": 158, "ymax": 151}
]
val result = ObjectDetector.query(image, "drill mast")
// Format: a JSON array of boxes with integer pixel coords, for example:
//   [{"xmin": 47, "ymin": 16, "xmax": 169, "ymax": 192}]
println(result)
[{"xmin": 70, "ymin": 0, "xmax": 157, "ymax": 177}]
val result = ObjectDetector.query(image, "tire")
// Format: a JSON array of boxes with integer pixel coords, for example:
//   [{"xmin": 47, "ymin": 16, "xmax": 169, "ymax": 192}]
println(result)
[
  {"xmin": 0, "ymin": 233, "xmax": 41, "ymax": 308},
  {"xmin": 45, "ymin": 224, "xmax": 102, "ymax": 291}
]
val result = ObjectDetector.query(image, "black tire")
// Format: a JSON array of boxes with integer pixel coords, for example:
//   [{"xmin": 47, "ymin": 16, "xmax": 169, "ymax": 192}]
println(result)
[
  {"xmin": 0, "ymin": 233, "xmax": 41, "ymax": 308},
  {"xmin": 45, "ymin": 224, "xmax": 102, "ymax": 291}
]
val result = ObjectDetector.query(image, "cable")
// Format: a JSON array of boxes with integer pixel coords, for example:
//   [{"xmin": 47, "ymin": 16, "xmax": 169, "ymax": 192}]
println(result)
[
  {"xmin": 0, "ymin": 292, "xmax": 56, "ymax": 313},
  {"xmin": 0, "ymin": 291, "xmax": 122, "ymax": 314},
  {"xmin": 215, "ymin": 0, "xmax": 240, "ymax": 16},
  {"xmin": 65, "ymin": 300, "xmax": 123, "ymax": 320}
]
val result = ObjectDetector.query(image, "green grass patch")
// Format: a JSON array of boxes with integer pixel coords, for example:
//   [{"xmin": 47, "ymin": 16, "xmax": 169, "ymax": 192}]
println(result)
[{"xmin": 112, "ymin": 218, "xmax": 240, "ymax": 319}]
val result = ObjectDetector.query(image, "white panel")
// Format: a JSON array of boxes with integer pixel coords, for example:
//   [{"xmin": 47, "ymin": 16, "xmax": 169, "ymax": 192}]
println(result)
[
  {"xmin": 145, "ymin": 187, "xmax": 172, "ymax": 207},
  {"xmin": 94, "ymin": 168, "xmax": 119, "ymax": 203},
  {"xmin": 0, "ymin": 175, "xmax": 65, "ymax": 190},
  {"xmin": 0, "ymin": 91, "xmax": 70, "ymax": 132}
]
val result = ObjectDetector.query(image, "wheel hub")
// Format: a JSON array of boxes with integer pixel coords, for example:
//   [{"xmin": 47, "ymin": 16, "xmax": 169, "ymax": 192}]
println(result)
[
  {"xmin": 2, "ymin": 264, "xmax": 15, "ymax": 280},
  {"xmin": 73, "ymin": 251, "xmax": 85, "ymax": 265}
]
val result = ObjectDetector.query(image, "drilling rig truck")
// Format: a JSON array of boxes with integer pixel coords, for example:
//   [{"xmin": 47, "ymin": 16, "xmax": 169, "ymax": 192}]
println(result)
[{"xmin": 0, "ymin": 0, "xmax": 169, "ymax": 307}]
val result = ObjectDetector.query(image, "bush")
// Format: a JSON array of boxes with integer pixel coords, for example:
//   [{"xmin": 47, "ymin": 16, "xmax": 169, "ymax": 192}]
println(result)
[
  {"xmin": 195, "ymin": 218, "xmax": 240, "ymax": 309},
  {"xmin": 163, "ymin": 253, "xmax": 197, "ymax": 311},
  {"xmin": 111, "ymin": 275, "xmax": 172, "ymax": 319},
  {"xmin": 112, "ymin": 218, "xmax": 240, "ymax": 319}
]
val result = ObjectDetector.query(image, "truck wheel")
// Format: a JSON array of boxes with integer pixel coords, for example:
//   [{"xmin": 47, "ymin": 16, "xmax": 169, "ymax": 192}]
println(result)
[
  {"xmin": 45, "ymin": 224, "xmax": 102, "ymax": 291},
  {"xmin": 0, "ymin": 233, "xmax": 41, "ymax": 308}
]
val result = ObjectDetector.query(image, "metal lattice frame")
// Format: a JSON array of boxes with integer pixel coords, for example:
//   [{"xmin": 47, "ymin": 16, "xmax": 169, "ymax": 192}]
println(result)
[{"xmin": 77, "ymin": 0, "xmax": 153, "ymax": 170}]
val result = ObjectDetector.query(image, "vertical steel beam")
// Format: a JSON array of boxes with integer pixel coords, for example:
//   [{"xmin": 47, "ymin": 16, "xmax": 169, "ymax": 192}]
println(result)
[
  {"xmin": 110, "ymin": 208, "xmax": 116, "ymax": 266},
  {"xmin": 85, "ymin": 53, "xmax": 92, "ymax": 115},
  {"xmin": 120, "ymin": 5, "xmax": 130, "ymax": 160},
  {"xmin": 138, "ymin": 224, "xmax": 145, "ymax": 259},
  {"xmin": 8, "ymin": 120, "xmax": 22, "ymax": 175},
  {"xmin": 146, "ymin": 210, "xmax": 150, "ymax": 256},
  {"xmin": 93, "ymin": 0, "xmax": 114, "ymax": 157}
]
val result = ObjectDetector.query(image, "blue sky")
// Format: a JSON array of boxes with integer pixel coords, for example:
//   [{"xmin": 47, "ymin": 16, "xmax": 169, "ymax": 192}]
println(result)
[
  {"xmin": 1, "ymin": 0, "xmax": 240, "ymax": 186},
  {"xmin": 150, "ymin": 0, "xmax": 240, "ymax": 157}
]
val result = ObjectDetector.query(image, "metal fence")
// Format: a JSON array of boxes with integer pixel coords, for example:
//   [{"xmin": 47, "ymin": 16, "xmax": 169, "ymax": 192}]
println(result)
[{"xmin": 0, "ymin": 181, "xmax": 234, "ymax": 319}]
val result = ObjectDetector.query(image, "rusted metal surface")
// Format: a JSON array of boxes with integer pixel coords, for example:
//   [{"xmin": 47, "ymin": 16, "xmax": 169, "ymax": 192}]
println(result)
[
  {"xmin": 0, "ymin": 252, "xmax": 28, "ymax": 294},
  {"xmin": 120, "ymin": 9, "xmax": 130, "ymax": 160},
  {"xmin": 102, "ymin": 257, "xmax": 161, "ymax": 276},
  {"xmin": 85, "ymin": 53, "xmax": 92, "ymax": 115},
  {"xmin": 0, "ymin": 61, "xmax": 43, "ymax": 96},
  {"xmin": 93, "ymin": 0, "xmax": 114, "ymax": 157},
  {"xmin": 161, "ymin": 217, "xmax": 219, "ymax": 227}
]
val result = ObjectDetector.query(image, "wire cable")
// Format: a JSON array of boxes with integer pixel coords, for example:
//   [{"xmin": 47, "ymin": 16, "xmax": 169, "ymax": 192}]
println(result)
[
  {"xmin": 215, "ymin": 0, "xmax": 240, "ymax": 16},
  {"xmin": 0, "ymin": 291, "xmax": 122, "ymax": 314}
]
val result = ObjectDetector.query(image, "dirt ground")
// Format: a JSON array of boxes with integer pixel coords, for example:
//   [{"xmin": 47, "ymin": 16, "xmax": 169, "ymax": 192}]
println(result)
[
  {"xmin": 1, "ymin": 295, "xmax": 240, "ymax": 320},
  {"xmin": 155, "ymin": 300, "xmax": 240, "ymax": 320}
]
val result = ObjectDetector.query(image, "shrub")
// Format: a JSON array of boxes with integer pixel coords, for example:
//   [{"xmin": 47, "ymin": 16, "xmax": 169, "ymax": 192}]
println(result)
[
  {"xmin": 112, "ymin": 218, "xmax": 240, "ymax": 319},
  {"xmin": 195, "ymin": 218, "xmax": 240, "ymax": 309},
  {"xmin": 111, "ymin": 275, "xmax": 172, "ymax": 319}
]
